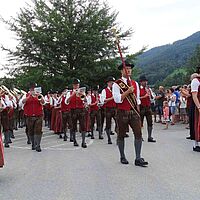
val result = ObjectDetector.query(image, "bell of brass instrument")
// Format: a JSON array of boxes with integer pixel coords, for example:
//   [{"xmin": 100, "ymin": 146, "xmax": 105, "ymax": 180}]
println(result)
[
  {"xmin": 76, "ymin": 87, "xmax": 86, "ymax": 100},
  {"xmin": 38, "ymin": 95, "xmax": 42, "ymax": 100}
]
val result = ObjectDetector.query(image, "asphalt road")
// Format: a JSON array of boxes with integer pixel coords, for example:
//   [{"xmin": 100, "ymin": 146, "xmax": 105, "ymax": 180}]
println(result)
[{"xmin": 0, "ymin": 122, "xmax": 200, "ymax": 200}]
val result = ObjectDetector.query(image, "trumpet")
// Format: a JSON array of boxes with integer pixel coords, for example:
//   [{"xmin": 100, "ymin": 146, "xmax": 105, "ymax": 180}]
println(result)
[{"xmin": 76, "ymin": 87, "xmax": 86, "ymax": 100}]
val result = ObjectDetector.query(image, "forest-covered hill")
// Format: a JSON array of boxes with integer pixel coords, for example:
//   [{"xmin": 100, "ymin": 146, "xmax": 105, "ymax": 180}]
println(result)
[{"xmin": 136, "ymin": 31, "xmax": 200, "ymax": 84}]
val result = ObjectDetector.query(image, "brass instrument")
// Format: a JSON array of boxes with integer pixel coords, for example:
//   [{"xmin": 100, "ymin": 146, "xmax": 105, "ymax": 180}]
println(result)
[{"xmin": 76, "ymin": 87, "xmax": 86, "ymax": 100}]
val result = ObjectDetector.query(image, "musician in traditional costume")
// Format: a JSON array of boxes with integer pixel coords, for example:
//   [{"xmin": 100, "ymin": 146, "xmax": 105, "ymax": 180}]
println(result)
[
  {"xmin": 87, "ymin": 87, "xmax": 103, "ymax": 140},
  {"xmin": 191, "ymin": 67, "xmax": 200, "ymax": 152},
  {"xmin": 65, "ymin": 79, "xmax": 87, "ymax": 148},
  {"xmin": 59, "ymin": 89, "xmax": 73, "ymax": 141},
  {"xmin": 1, "ymin": 93, "xmax": 11, "ymax": 148},
  {"xmin": 101, "ymin": 76, "xmax": 117, "ymax": 144},
  {"xmin": 0, "ymin": 94, "xmax": 5, "ymax": 167},
  {"xmin": 22, "ymin": 83, "xmax": 45, "ymax": 152},
  {"xmin": 112, "ymin": 61, "xmax": 148, "ymax": 167},
  {"xmin": 44, "ymin": 90, "xmax": 53, "ymax": 129},
  {"xmin": 139, "ymin": 75, "xmax": 156, "ymax": 142}
]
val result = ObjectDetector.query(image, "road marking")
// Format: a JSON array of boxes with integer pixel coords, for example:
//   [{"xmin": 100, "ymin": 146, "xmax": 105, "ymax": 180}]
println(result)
[{"xmin": 10, "ymin": 138, "xmax": 94, "ymax": 151}]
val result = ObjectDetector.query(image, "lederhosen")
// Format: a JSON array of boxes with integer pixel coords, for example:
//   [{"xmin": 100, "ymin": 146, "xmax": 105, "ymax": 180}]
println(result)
[{"xmin": 115, "ymin": 79, "xmax": 142, "ymax": 140}]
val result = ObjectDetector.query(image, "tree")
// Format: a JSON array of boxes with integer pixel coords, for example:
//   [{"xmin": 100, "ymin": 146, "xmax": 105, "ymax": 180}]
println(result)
[{"xmin": 1, "ymin": 0, "xmax": 133, "ymax": 91}]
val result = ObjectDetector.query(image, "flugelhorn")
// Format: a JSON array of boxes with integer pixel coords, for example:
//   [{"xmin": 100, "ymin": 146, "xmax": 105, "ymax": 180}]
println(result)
[{"xmin": 76, "ymin": 87, "xmax": 86, "ymax": 100}]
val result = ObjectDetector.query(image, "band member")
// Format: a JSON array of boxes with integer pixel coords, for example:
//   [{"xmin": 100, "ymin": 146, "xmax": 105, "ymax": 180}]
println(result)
[
  {"xmin": 112, "ymin": 61, "xmax": 148, "ymax": 167},
  {"xmin": 87, "ymin": 87, "xmax": 103, "ymax": 140},
  {"xmin": 139, "ymin": 75, "xmax": 156, "ymax": 142},
  {"xmin": 85, "ymin": 88, "xmax": 92, "ymax": 136},
  {"xmin": 23, "ymin": 83, "xmax": 45, "ymax": 152},
  {"xmin": 191, "ymin": 67, "xmax": 200, "ymax": 152},
  {"xmin": 44, "ymin": 90, "xmax": 53, "ymax": 129},
  {"xmin": 0, "ymin": 96, "xmax": 5, "ymax": 167},
  {"xmin": 1, "ymin": 94, "xmax": 11, "ymax": 148},
  {"xmin": 59, "ymin": 88, "xmax": 73, "ymax": 141},
  {"xmin": 50, "ymin": 91, "xmax": 59, "ymax": 131},
  {"xmin": 65, "ymin": 79, "xmax": 87, "ymax": 148},
  {"xmin": 101, "ymin": 76, "xmax": 117, "ymax": 144}
]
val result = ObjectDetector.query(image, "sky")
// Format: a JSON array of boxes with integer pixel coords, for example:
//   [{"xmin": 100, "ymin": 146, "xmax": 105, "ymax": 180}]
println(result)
[{"xmin": 0, "ymin": 0, "xmax": 200, "ymax": 76}]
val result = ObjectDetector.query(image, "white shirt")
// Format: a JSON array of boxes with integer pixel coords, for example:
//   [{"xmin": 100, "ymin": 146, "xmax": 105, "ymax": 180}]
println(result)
[
  {"xmin": 100, "ymin": 87, "xmax": 113, "ymax": 105},
  {"xmin": 191, "ymin": 78, "xmax": 200, "ymax": 92},
  {"xmin": 86, "ymin": 95, "xmax": 92, "ymax": 105},
  {"xmin": 168, "ymin": 94, "xmax": 176, "ymax": 107},
  {"xmin": 112, "ymin": 77, "xmax": 141, "ymax": 105},
  {"xmin": 179, "ymin": 96, "xmax": 187, "ymax": 108}
]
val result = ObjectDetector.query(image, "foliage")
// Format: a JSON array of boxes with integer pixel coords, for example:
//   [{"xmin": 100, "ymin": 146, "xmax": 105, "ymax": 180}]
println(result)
[{"xmin": 1, "ymin": 0, "xmax": 136, "ymax": 92}]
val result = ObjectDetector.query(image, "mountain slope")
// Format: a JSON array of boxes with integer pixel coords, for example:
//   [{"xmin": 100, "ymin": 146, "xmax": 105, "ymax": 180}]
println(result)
[{"xmin": 136, "ymin": 31, "xmax": 200, "ymax": 84}]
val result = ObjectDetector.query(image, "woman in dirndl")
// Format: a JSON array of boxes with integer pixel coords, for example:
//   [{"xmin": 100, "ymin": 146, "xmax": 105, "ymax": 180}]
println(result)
[{"xmin": 191, "ymin": 68, "xmax": 200, "ymax": 152}]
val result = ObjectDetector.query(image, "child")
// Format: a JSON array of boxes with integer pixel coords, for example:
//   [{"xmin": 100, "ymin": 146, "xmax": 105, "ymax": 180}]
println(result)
[
  {"xmin": 179, "ymin": 93, "xmax": 187, "ymax": 123},
  {"xmin": 163, "ymin": 101, "xmax": 170, "ymax": 129}
]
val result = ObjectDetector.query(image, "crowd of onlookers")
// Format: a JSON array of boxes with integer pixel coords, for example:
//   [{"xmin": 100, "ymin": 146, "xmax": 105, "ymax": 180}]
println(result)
[{"xmin": 149, "ymin": 73, "xmax": 200, "ymax": 130}]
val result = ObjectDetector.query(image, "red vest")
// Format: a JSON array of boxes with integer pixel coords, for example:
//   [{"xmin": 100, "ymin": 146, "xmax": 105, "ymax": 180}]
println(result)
[
  {"xmin": 140, "ymin": 87, "xmax": 151, "ymax": 107},
  {"xmin": 24, "ymin": 95, "xmax": 43, "ymax": 116},
  {"xmin": 61, "ymin": 96, "xmax": 70, "ymax": 112},
  {"xmin": 90, "ymin": 95, "xmax": 99, "ymax": 111},
  {"xmin": 104, "ymin": 88, "xmax": 116, "ymax": 108},
  {"xmin": 69, "ymin": 92, "xmax": 84, "ymax": 109},
  {"xmin": 117, "ymin": 80, "xmax": 138, "ymax": 111}
]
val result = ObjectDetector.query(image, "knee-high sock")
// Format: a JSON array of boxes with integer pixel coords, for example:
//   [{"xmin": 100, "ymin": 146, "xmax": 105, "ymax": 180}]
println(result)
[
  {"xmin": 34, "ymin": 135, "xmax": 42, "ymax": 147},
  {"xmin": 147, "ymin": 126, "xmax": 153, "ymax": 139},
  {"xmin": 106, "ymin": 129, "xmax": 111, "ymax": 141},
  {"xmin": 81, "ymin": 132, "xmax": 86, "ymax": 144},
  {"xmin": 118, "ymin": 139, "xmax": 125, "ymax": 159},
  {"xmin": 134, "ymin": 139, "xmax": 142, "ymax": 159}
]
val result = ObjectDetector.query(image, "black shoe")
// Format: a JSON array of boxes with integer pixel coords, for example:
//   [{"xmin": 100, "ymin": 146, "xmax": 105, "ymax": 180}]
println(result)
[
  {"xmin": 11, "ymin": 135, "xmax": 15, "ymax": 139},
  {"xmin": 108, "ymin": 140, "xmax": 112, "ymax": 144},
  {"xmin": 87, "ymin": 133, "xmax": 92, "ymax": 137},
  {"xmin": 110, "ymin": 131, "xmax": 115, "ymax": 135},
  {"xmin": 32, "ymin": 145, "xmax": 36, "ymax": 150},
  {"xmin": 120, "ymin": 157, "xmax": 129, "ymax": 164},
  {"xmin": 186, "ymin": 136, "xmax": 191, "ymax": 140},
  {"xmin": 63, "ymin": 136, "xmax": 67, "ymax": 141},
  {"xmin": 99, "ymin": 135, "xmax": 104, "ymax": 140},
  {"xmin": 59, "ymin": 134, "xmax": 63, "ymax": 139},
  {"xmin": 36, "ymin": 146, "xmax": 42, "ymax": 152},
  {"xmin": 125, "ymin": 133, "xmax": 129, "ymax": 138},
  {"xmin": 74, "ymin": 141, "xmax": 79, "ymax": 147},
  {"xmin": 81, "ymin": 143, "xmax": 87, "ymax": 148},
  {"xmin": 135, "ymin": 158, "xmax": 148, "ymax": 167},
  {"xmin": 70, "ymin": 138, "xmax": 74, "ymax": 142},
  {"xmin": 193, "ymin": 146, "xmax": 200, "ymax": 152},
  {"xmin": 27, "ymin": 140, "xmax": 31, "ymax": 145},
  {"xmin": 148, "ymin": 138, "xmax": 156, "ymax": 143},
  {"xmin": 91, "ymin": 135, "xmax": 95, "ymax": 139},
  {"xmin": 8, "ymin": 140, "xmax": 12, "ymax": 144},
  {"xmin": 4, "ymin": 143, "xmax": 10, "ymax": 148}
]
